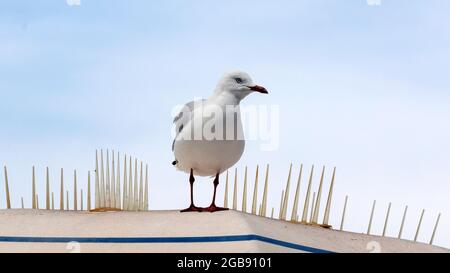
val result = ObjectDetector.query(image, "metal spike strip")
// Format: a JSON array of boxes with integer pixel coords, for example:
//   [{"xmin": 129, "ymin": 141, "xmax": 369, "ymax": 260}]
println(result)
[
  {"xmin": 261, "ymin": 164, "xmax": 270, "ymax": 217},
  {"xmin": 382, "ymin": 202, "xmax": 392, "ymax": 237},
  {"xmin": 367, "ymin": 200, "xmax": 376, "ymax": 235},
  {"xmin": 111, "ymin": 150, "xmax": 116, "ymax": 209},
  {"xmin": 100, "ymin": 149, "xmax": 105, "ymax": 208},
  {"xmin": 87, "ymin": 171, "xmax": 91, "ymax": 211},
  {"xmin": 430, "ymin": 213, "xmax": 441, "ymax": 245},
  {"xmin": 144, "ymin": 164, "xmax": 149, "ymax": 210},
  {"xmin": 4, "ymin": 167, "xmax": 11, "ymax": 209},
  {"xmin": 232, "ymin": 168, "xmax": 238, "ymax": 210},
  {"xmin": 309, "ymin": 192, "xmax": 316, "ymax": 223},
  {"xmin": 301, "ymin": 165, "xmax": 314, "ymax": 222},
  {"xmin": 322, "ymin": 167, "xmax": 336, "ymax": 226},
  {"xmin": 139, "ymin": 161, "xmax": 144, "ymax": 210},
  {"xmin": 251, "ymin": 165, "xmax": 259, "ymax": 215},
  {"xmin": 123, "ymin": 155, "xmax": 128, "ymax": 210},
  {"xmin": 127, "ymin": 156, "xmax": 133, "ymax": 210},
  {"xmin": 414, "ymin": 209, "xmax": 425, "ymax": 242},
  {"xmin": 106, "ymin": 150, "xmax": 111, "ymax": 208},
  {"xmin": 128, "ymin": 157, "xmax": 133, "ymax": 210},
  {"xmin": 80, "ymin": 189, "xmax": 84, "ymax": 211},
  {"xmin": 281, "ymin": 163, "xmax": 292, "ymax": 220},
  {"xmin": 116, "ymin": 152, "xmax": 121, "ymax": 209},
  {"xmin": 51, "ymin": 192, "xmax": 54, "ymax": 210},
  {"xmin": 279, "ymin": 190, "xmax": 285, "ymax": 219},
  {"xmin": 73, "ymin": 170, "xmax": 77, "ymax": 211},
  {"xmin": 95, "ymin": 150, "xmax": 100, "ymax": 209},
  {"xmin": 46, "ymin": 167, "xmax": 50, "ymax": 210},
  {"xmin": 223, "ymin": 170, "xmax": 228, "ymax": 208},
  {"xmin": 340, "ymin": 195, "xmax": 348, "ymax": 231},
  {"xmin": 241, "ymin": 166, "xmax": 248, "ymax": 213},
  {"xmin": 60, "ymin": 168, "xmax": 64, "ymax": 210},
  {"xmin": 66, "ymin": 190, "xmax": 69, "ymax": 210},
  {"xmin": 133, "ymin": 158, "xmax": 138, "ymax": 211},
  {"xmin": 290, "ymin": 164, "xmax": 303, "ymax": 221},
  {"xmin": 312, "ymin": 166, "xmax": 325, "ymax": 224},
  {"xmin": 398, "ymin": 205, "xmax": 408, "ymax": 239},
  {"xmin": 32, "ymin": 166, "xmax": 36, "ymax": 209}
]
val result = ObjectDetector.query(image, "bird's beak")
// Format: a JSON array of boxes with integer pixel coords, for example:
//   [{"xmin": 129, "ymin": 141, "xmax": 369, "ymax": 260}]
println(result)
[{"xmin": 248, "ymin": 85, "xmax": 268, "ymax": 94}]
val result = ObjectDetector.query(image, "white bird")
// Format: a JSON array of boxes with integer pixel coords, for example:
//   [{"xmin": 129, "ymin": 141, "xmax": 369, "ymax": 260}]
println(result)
[{"xmin": 172, "ymin": 71, "xmax": 268, "ymax": 212}]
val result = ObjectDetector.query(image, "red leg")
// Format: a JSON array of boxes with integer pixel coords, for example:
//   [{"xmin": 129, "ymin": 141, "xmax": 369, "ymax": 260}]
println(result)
[
  {"xmin": 181, "ymin": 169, "xmax": 202, "ymax": 212},
  {"xmin": 202, "ymin": 173, "xmax": 229, "ymax": 213}
]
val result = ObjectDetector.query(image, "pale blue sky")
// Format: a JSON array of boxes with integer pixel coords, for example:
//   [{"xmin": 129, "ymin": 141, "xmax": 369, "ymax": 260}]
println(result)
[{"xmin": 1, "ymin": 1, "xmax": 450, "ymax": 248}]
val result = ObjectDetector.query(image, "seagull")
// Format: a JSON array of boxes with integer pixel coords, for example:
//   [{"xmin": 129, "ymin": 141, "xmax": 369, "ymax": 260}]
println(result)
[{"xmin": 172, "ymin": 71, "xmax": 268, "ymax": 212}]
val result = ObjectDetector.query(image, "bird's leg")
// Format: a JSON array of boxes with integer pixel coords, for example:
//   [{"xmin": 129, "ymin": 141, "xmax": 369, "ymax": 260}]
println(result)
[
  {"xmin": 203, "ymin": 173, "xmax": 229, "ymax": 213},
  {"xmin": 180, "ymin": 169, "xmax": 202, "ymax": 212}
]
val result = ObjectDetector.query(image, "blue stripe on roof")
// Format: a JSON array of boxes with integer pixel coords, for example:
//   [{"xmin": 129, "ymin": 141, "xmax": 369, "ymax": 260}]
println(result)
[{"xmin": 0, "ymin": 234, "xmax": 334, "ymax": 253}]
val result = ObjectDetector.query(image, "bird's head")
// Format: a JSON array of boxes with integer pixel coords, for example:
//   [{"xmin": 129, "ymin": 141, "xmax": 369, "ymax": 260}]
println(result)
[{"xmin": 215, "ymin": 70, "xmax": 268, "ymax": 100}]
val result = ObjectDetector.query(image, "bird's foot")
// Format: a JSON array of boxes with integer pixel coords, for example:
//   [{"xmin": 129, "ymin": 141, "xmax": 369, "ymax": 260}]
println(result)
[
  {"xmin": 180, "ymin": 205, "xmax": 203, "ymax": 213},
  {"xmin": 201, "ymin": 204, "xmax": 229, "ymax": 213}
]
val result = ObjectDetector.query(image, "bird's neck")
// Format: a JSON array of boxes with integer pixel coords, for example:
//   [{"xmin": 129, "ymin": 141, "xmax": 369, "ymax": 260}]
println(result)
[{"xmin": 209, "ymin": 90, "xmax": 241, "ymax": 106}]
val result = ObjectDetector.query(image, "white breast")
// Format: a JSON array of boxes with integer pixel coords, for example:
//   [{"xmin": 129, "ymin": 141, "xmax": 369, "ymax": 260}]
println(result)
[{"xmin": 173, "ymin": 102, "xmax": 245, "ymax": 177}]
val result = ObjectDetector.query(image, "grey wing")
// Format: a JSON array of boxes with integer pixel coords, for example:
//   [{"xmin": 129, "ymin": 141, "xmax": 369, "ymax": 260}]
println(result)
[{"xmin": 172, "ymin": 99, "xmax": 206, "ymax": 151}]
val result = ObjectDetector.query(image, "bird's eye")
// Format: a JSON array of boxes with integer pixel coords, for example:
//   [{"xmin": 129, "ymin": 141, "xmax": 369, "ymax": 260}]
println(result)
[{"xmin": 234, "ymin": 77, "xmax": 243, "ymax": 84}]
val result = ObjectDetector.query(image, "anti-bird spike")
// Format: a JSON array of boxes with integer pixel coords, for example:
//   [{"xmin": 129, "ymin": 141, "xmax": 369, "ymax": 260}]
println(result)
[
  {"xmin": 430, "ymin": 213, "xmax": 441, "ymax": 245},
  {"xmin": 32, "ymin": 166, "xmax": 36, "ymax": 209},
  {"xmin": 312, "ymin": 166, "xmax": 325, "ymax": 224},
  {"xmin": 111, "ymin": 150, "xmax": 116, "ymax": 209},
  {"xmin": 398, "ymin": 205, "xmax": 408, "ymax": 239},
  {"xmin": 46, "ymin": 167, "xmax": 50, "ymax": 210},
  {"xmin": 340, "ymin": 195, "xmax": 348, "ymax": 231},
  {"xmin": 261, "ymin": 164, "xmax": 270, "ymax": 217},
  {"xmin": 128, "ymin": 157, "xmax": 133, "ymax": 210},
  {"xmin": 66, "ymin": 190, "xmax": 69, "ymax": 210},
  {"xmin": 80, "ymin": 189, "xmax": 84, "ymax": 211},
  {"xmin": 382, "ymin": 202, "xmax": 392, "ymax": 237},
  {"xmin": 139, "ymin": 161, "xmax": 144, "ymax": 210},
  {"xmin": 106, "ymin": 150, "xmax": 111, "ymax": 208},
  {"xmin": 279, "ymin": 190, "xmax": 285, "ymax": 220},
  {"xmin": 367, "ymin": 200, "xmax": 376, "ymax": 235},
  {"xmin": 60, "ymin": 168, "xmax": 64, "ymax": 210},
  {"xmin": 290, "ymin": 164, "xmax": 303, "ymax": 221},
  {"xmin": 4, "ymin": 166, "xmax": 11, "ymax": 209},
  {"xmin": 73, "ymin": 170, "xmax": 77, "ymax": 211},
  {"xmin": 251, "ymin": 165, "xmax": 259, "ymax": 215},
  {"xmin": 301, "ymin": 165, "xmax": 314, "ymax": 223},
  {"xmin": 322, "ymin": 167, "xmax": 336, "ymax": 226},
  {"xmin": 223, "ymin": 171, "xmax": 228, "ymax": 208},
  {"xmin": 122, "ymin": 155, "xmax": 128, "ymax": 210},
  {"xmin": 144, "ymin": 164, "xmax": 149, "ymax": 210},
  {"xmin": 133, "ymin": 158, "xmax": 138, "ymax": 211},
  {"xmin": 281, "ymin": 163, "xmax": 292, "ymax": 220},
  {"xmin": 116, "ymin": 152, "xmax": 121, "ymax": 209},
  {"xmin": 309, "ymin": 192, "xmax": 316, "ymax": 223},
  {"xmin": 100, "ymin": 149, "xmax": 105, "ymax": 208},
  {"xmin": 95, "ymin": 150, "xmax": 99, "ymax": 209},
  {"xmin": 241, "ymin": 166, "xmax": 248, "ymax": 212},
  {"xmin": 414, "ymin": 209, "xmax": 425, "ymax": 242},
  {"xmin": 87, "ymin": 171, "xmax": 91, "ymax": 211},
  {"xmin": 232, "ymin": 168, "xmax": 238, "ymax": 210}
]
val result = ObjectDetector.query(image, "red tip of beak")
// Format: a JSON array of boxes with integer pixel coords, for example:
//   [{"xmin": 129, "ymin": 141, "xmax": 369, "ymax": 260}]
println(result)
[{"xmin": 249, "ymin": 85, "xmax": 268, "ymax": 94}]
